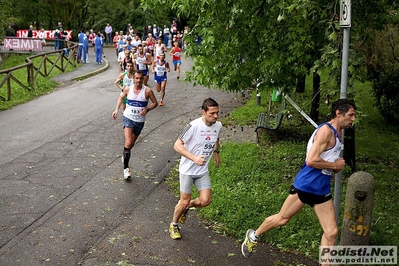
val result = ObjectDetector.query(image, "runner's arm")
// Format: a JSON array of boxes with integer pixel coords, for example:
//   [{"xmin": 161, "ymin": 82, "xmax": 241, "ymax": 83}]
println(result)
[{"xmin": 112, "ymin": 88, "xmax": 128, "ymax": 119}]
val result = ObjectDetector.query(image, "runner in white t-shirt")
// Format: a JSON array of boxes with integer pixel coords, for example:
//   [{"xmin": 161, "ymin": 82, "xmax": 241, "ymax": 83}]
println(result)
[{"xmin": 169, "ymin": 98, "xmax": 222, "ymax": 239}]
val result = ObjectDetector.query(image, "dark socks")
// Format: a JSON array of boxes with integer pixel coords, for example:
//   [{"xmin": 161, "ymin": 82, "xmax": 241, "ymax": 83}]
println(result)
[{"xmin": 123, "ymin": 147, "xmax": 131, "ymax": 169}]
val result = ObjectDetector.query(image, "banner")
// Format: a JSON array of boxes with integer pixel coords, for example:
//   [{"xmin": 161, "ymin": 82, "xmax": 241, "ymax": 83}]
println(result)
[
  {"xmin": 3, "ymin": 37, "xmax": 43, "ymax": 51},
  {"xmin": 17, "ymin": 30, "xmax": 73, "ymax": 40}
]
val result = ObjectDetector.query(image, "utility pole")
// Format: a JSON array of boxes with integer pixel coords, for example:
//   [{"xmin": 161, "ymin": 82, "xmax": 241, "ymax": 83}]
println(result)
[{"xmin": 334, "ymin": 0, "xmax": 351, "ymax": 225}]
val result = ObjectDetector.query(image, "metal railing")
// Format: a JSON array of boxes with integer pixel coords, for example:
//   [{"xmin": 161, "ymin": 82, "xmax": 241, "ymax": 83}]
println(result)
[{"xmin": 0, "ymin": 40, "xmax": 78, "ymax": 101}]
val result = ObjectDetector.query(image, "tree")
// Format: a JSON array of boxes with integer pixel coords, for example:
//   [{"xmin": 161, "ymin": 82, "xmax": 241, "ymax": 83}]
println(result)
[
  {"xmin": 143, "ymin": 0, "xmax": 334, "ymax": 95},
  {"xmin": 0, "ymin": 0, "xmax": 17, "ymax": 38}
]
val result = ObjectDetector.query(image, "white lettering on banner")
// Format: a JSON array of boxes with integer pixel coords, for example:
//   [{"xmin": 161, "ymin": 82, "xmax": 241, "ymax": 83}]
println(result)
[
  {"xmin": 4, "ymin": 38, "xmax": 43, "ymax": 51},
  {"xmin": 17, "ymin": 30, "xmax": 73, "ymax": 40}
]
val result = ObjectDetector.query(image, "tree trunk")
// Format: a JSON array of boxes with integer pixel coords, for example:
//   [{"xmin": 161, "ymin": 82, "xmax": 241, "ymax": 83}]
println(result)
[
  {"xmin": 296, "ymin": 74, "xmax": 306, "ymax": 93},
  {"xmin": 309, "ymin": 72, "xmax": 320, "ymax": 122}
]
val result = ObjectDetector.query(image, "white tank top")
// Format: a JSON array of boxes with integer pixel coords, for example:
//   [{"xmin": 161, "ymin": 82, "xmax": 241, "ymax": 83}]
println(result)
[
  {"xmin": 155, "ymin": 60, "xmax": 167, "ymax": 77},
  {"xmin": 306, "ymin": 122, "xmax": 341, "ymax": 175},
  {"xmin": 136, "ymin": 53, "xmax": 148, "ymax": 71},
  {"xmin": 123, "ymin": 85, "xmax": 148, "ymax": 122},
  {"xmin": 123, "ymin": 73, "xmax": 134, "ymax": 87},
  {"xmin": 155, "ymin": 44, "xmax": 163, "ymax": 57}
]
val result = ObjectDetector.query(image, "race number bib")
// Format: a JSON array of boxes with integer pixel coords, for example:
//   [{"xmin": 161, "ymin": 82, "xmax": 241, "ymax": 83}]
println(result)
[
  {"xmin": 201, "ymin": 139, "xmax": 215, "ymax": 157},
  {"xmin": 137, "ymin": 58, "xmax": 146, "ymax": 70},
  {"xmin": 156, "ymin": 65, "xmax": 166, "ymax": 76}
]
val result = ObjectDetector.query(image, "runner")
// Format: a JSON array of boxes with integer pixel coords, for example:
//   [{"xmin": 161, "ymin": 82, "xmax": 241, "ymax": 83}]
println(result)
[
  {"xmin": 152, "ymin": 52, "xmax": 170, "ymax": 106},
  {"xmin": 133, "ymin": 44, "xmax": 152, "ymax": 86},
  {"xmin": 115, "ymin": 60, "xmax": 135, "ymax": 111},
  {"xmin": 111, "ymin": 71, "xmax": 158, "ymax": 180},
  {"xmin": 170, "ymin": 41, "xmax": 182, "ymax": 79}
]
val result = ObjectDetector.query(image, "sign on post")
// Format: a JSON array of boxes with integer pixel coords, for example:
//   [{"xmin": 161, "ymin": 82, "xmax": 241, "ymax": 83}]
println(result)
[{"xmin": 340, "ymin": 0, "xmax": 352, "ymax": 27}]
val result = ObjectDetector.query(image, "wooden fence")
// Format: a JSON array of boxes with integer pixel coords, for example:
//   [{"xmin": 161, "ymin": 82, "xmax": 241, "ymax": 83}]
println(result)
[{"xmin": 0, "ymin": 40, "xmax": 78, "ymax": 101}]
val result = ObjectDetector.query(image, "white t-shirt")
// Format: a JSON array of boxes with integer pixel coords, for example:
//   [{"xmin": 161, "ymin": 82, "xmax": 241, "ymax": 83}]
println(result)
[
  {"xmin": 178, "ymin": 117, "xmax": 222, "ymax": 175},
  {"xmin": 118, "ymin": 51, "xmax": 126, "ymax": 62}
]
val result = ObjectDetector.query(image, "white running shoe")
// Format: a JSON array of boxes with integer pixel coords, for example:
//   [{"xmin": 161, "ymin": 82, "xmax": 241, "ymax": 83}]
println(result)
[{"xmin": 123, "ymin": 168, "xmax": 131, "ymax": 180}]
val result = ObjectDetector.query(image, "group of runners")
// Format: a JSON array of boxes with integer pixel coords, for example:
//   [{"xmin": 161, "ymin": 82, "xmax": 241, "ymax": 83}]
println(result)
[{"xmin": 114, "ymin": 32, "xmax": 182, "ymax": 108}]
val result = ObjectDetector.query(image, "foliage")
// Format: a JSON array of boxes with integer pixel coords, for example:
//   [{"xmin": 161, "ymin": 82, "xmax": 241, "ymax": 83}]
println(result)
[
  {"xmin": 143, "ymin": 0, "xmax": 395, "ymax": 96},
  {"xmin": 177, "ymin": 0, "xmax": 333, "ymax": 93},
  {"xmin": 0, "ymin": 0, "xmax": 16, "ymax": 39},
  {"xmin": 0, "ymin": 0, "xmax": 173, "ymax": 39},
  {"xmin": 372, "ymin": 67, "xmax": 399, "ymax": 123}
]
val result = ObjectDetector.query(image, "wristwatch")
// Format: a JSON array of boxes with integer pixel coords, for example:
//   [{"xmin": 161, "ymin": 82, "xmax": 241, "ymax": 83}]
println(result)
[
  {"xmin": 213, "ymin": 150, "xmax": 220, "ymax": 154},
  {"xmin": 145, "ymin": 107, "xmax": 150, "ymax": 112}
]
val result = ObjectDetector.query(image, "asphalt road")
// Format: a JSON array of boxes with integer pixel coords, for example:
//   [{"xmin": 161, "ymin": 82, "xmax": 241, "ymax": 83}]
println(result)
[{"xmin": 0, "ymin": 47, "xmax": 318, "ymax": 266}]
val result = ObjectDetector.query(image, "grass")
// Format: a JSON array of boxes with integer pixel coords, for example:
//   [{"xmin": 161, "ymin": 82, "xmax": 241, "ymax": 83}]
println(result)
[
  {"xmin": 165, "ymin": 82, "xmax": 399, "ymax": 261},
  {"xmin": 0, "ymin": 54, "xmax": 77, "ymax": 110}
]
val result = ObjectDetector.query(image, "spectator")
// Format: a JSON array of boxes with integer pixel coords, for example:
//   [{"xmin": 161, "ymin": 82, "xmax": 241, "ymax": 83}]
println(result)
[
  {"xmin": 94, "ymin": 31, "xmax": 104, "ymax": 64},
  {"xmin": 39, "ymin": 29, "xmax": 46, "ymax": 45},
  {"xmin": 5, "ymin": 24, "xmax": 16, "ymax": 36},
  {"xmin": 54, "ymin": 22, "xmax": 62, "ymax": 50},
  {"xmin": 58, "ymin": 27, "xmax": 67, "ymax": 51},
  {"xmin": 163, "ymin": 25, "xmax": 170, "ymax": 47},
  {"xmin": 27, "ymin": 24, "xmax": 33, "ymax": 38},
  {"xmin": 105, "ymin": 23, "xmax": 113, "ymax": 45}
]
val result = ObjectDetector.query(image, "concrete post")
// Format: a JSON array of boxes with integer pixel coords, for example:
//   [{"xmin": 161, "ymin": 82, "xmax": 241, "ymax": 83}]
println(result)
[{"xmin": 340, "ymin": 171, "xmax": 375, "ymax": 245}]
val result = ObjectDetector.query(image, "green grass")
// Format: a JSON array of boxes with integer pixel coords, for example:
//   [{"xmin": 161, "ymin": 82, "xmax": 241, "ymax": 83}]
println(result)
[
  {"xmin": 0, "ymin": 54, "xmax": 77, "ymax": 110},
  {"xmin": 165, "ymin": 82, "xmax": 399, "ymax": 260}
]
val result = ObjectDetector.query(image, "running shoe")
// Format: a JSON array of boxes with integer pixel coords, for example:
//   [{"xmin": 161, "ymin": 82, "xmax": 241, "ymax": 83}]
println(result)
[
  {"xmin": 241, "ymin": 229, "xmax": 258, "ymax": 258},
  {"xmin": 123, "ymin": 168, "xmax": 131, "ymax": 180},
  {"xmin": 178, "ymin": 208, "xmax": 189, "ymax": 224},
  {"xmin": 169, "ymin": 222, "xmax": 181, "ymax": 239},
  {"xmin": 159, "ymin": 100, "xmax": 164, "ymax": 106}
]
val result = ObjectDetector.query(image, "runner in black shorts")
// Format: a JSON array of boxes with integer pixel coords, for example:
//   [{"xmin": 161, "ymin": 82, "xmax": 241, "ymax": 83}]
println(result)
[
  {"xmin": 241, "ymin": 99, "xmax": 357, "ymax": 265},
  {"xmin": 289, "ymin": 185, "xmax": 332, "ymax": 207}
]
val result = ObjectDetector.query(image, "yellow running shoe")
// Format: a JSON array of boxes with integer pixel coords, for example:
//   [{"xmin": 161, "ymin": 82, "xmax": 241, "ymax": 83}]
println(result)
[
  {"xmin": 241, "ymin": 229, "xmax": 258, "ymax": 258},
  {"xmin": 169, "ymin": 222, "xmax": 181, "ymax": 239}
]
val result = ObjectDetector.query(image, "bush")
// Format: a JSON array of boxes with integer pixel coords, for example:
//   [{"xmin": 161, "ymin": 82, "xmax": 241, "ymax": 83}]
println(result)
[{"xmin": 372, "ymin": 68, "xmax": 399, "ymax": 123}]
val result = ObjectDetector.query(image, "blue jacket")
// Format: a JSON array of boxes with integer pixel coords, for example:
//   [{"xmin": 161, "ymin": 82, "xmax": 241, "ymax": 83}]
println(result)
[{"xmin": 94, "ymin": 36, "xmax": 103, "ymax": 47}]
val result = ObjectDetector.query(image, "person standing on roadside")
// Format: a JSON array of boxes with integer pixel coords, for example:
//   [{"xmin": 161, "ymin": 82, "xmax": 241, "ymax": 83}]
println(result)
[
  {"xmin": 88, "ymin": 29, "xmax": 96, "ymax": 51},
  {"xmin": 94, "ymin": 31, "xmax": 104, "ymax": 64},
  {"xmin": 27, "ymin": 24, "xmax": 33, "ymax": 37},
  {"xmin": 83, "ymin": 31, "xmax": 90, "ymax": 63},
  {"xmin": 105, "ymin": 23, "xmax": 113, "ymax": 45},
  {"xmin": 169, "ymin": 98, "xmax": 222, "ymax": 239},
  {"xmin": 77, "ymin": 29, "xmax": 85, "ymax": 63},
  {"xmin": 112, "ymin": 71, "xmax": 158, "ymax": 180},
  {"xmin": 53, "ymin": 22, "xmax": 62, "ymax": 50},
  {"xmin": 39, "ymin": 28, "xmax": 46, "ymax": 45},
  {"xmin": 163, "ymin": 24, "xmax": 170, "ymax": 47},
  {"xmin": 241, "ymin": 99, "xmax": 357, "ymax": 263}
]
